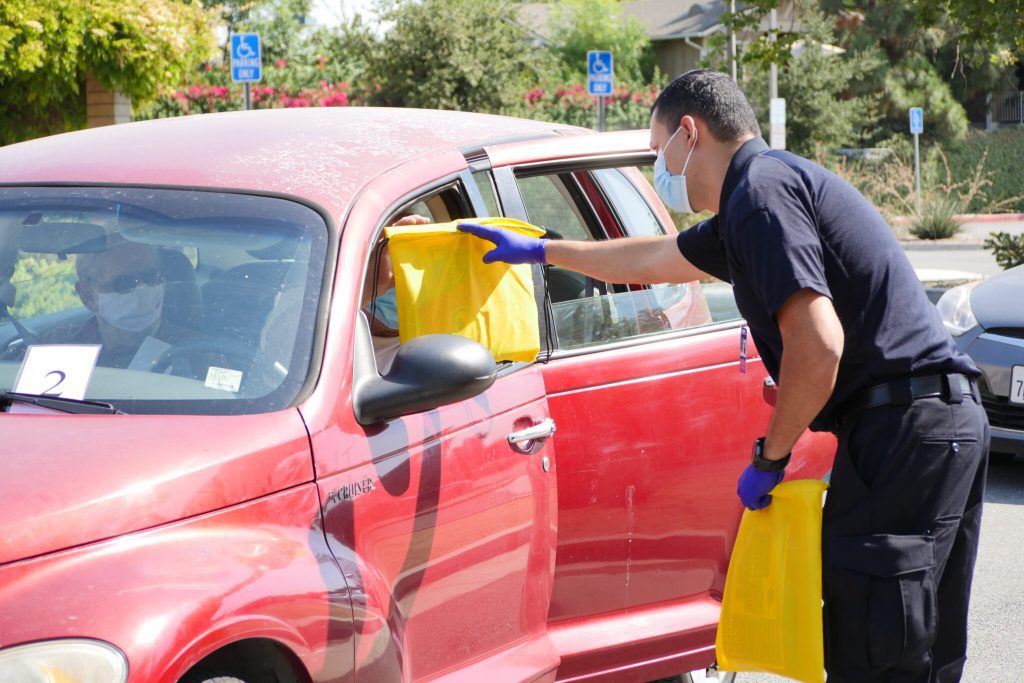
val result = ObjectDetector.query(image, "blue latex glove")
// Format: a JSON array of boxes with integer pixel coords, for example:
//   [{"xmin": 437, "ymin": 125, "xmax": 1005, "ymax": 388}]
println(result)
[
  {"xmin": 737, "ymin": 464, "xmax": 784, "ymax": 511},
  {"xmin": 457, "ymin": 222, "xmax": 547, "ymax": 265}
]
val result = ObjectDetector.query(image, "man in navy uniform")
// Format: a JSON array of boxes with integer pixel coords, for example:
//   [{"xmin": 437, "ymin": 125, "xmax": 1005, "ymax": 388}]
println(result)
[{"xmin": 460, "ymin": 69, "xmax": 988, "ymax": 683}]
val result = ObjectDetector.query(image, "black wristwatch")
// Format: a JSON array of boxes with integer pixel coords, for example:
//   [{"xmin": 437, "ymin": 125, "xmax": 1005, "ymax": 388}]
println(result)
[{"xmin": 752, "ymin": 437, "xmax": 791, "ymax": 472}]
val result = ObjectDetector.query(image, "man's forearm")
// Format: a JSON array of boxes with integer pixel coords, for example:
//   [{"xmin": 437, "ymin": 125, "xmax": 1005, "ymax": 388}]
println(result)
[
  {"xmin": 544, "ymin": 234, "xmax": 707, "ymax": 285},
  {"xmin": 764, "ymin": 291, "xmax": 844, "ymax": 461}
]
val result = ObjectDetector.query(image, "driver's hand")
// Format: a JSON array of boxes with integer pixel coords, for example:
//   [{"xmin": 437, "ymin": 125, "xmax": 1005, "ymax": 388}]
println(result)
[{"xmin": 389, "ymin": 214, "xmax": 430, "ymax": 227}]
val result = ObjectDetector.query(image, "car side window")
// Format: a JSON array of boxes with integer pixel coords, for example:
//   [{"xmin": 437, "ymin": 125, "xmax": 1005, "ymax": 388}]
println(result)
[
  {"xmin": 517, "ymin": 175, "xmax": 593, "ymax": 242},
  {"xmin": 515, "ymin": 167, "xmax": 734, "ymax": 352},
  {"xmin": 591, "ymin": 168, "xmax": 662, "ymax": 237},
  {"xmin": 471, "ymin": 170, "xmax": 500, "ymax": 218},
  {"xmin": 362, "ymin": 184, "xmax": 475, "ymax": 375}
]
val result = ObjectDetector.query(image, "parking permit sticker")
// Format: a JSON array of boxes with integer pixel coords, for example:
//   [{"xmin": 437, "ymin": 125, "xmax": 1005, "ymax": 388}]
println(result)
[
  {"xmin": 205, "ymin": 366, "xmax": 243, "ymax": 393},
  {"xmin": 13, "ymin": 345, "xmax": 101, "ymax": 400}
]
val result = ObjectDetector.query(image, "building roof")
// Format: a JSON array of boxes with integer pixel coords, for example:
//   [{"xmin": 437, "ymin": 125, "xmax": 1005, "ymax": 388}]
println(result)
[
  {"xmin": 519, "ymin": 0, "xmax": 727, "ymax": 42},
  {"xmin": 519, "ymin": 0, "xmax": 801, "ymax": 42}
]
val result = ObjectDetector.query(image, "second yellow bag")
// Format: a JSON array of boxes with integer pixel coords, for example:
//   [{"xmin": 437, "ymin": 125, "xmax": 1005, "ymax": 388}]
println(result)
[
  {"xmin": 384, "ymin": 218, "xmax": 543, "ymax": 363},
  {"xmin": 716, "ymin": 479, "xmax": 828, "ymax": 683}
]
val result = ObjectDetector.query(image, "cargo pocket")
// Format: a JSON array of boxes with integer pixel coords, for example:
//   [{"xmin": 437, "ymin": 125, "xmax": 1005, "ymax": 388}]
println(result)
[{"xmin": 824, "ymin": 533, "xmax": 937, "ymax": 672}]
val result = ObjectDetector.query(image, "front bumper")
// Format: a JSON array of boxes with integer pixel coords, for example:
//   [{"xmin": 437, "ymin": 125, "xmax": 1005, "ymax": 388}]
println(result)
[{"xmin": 960, "ymin": 330, "xmax": 1024, "ymax": 455}]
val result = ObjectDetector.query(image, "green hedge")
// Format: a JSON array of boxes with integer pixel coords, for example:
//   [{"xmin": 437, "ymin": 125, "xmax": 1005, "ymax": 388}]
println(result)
[{"xmin": 944, "ymin": 128, "xmax": 1024, "ymax": 213}]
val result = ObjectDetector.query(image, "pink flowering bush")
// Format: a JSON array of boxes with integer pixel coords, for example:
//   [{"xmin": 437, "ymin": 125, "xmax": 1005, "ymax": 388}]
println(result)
[
  {"xmin": 521, "ymin": 82, "xmax": 661, "ymax": 130},
  {"xmin": 137, "ymin": 59, "xmax": 357, "ymax": 119}
]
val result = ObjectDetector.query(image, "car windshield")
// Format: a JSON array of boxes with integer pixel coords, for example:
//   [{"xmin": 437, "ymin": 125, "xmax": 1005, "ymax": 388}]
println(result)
[{"xmin": 0, "ymin": 187, "xmax": 328, "ymax": 415}]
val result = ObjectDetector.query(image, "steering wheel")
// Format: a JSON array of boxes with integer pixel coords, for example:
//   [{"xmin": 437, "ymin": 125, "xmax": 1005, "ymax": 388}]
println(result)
[{"xmin": 152, "ymin": 337, "xmax": 270, "ymax": 386}]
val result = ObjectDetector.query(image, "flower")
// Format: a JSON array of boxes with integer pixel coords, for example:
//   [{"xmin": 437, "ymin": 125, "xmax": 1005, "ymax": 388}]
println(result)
[{"xmin": 275, "ymin": 58, "xmax": 287, "ymax": 68}]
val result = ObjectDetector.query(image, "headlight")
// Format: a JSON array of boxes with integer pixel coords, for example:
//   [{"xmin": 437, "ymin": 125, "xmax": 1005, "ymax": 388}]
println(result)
[
  {"xmin": 0, "ymin": 639, "xmax": 127, "ymax": 683},
  {"xmin": 936, "ymin": 281, "xmax": 981, "ymax": 336}
]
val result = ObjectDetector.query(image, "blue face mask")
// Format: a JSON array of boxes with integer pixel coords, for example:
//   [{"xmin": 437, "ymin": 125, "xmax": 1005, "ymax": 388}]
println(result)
[
  {"xmin": 369, "ymin": 287, "xmax": 399, "ymax": 329},
  {"xmin": 653, "ymin": 126, "xmax": 698, "ymax": 214}
]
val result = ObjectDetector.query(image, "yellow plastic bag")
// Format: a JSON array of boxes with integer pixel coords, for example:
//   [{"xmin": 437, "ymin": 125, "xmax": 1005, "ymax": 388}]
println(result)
[
  {"xmin": 716, "ymin": 479, "xmax": 828, "ymax": 683},
  {"xmin": 384, "ymin": 218, "xmax": 543, "ymax": 363}
]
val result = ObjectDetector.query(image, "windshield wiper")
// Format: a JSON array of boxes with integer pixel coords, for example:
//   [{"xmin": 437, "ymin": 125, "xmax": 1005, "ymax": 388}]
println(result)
[{"xmin": 0, "ymin": 391, "xmax": 124, "ymax": 415}]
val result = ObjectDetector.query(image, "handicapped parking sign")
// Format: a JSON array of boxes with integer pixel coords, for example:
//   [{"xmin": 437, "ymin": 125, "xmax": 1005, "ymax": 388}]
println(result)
[
  {"xmin": 909, "ymin": 107, "xmax": 923, "ymax": 135},
  {"xmin": 231, "ymin": 33, "xmax": 262, "ymax": 83},
  {"xmin": 587, "ymin": 50, "xmax": 614, "ymax": 96}
]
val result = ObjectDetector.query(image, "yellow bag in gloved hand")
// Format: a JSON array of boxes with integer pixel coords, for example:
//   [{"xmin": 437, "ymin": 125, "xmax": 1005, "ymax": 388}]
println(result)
[
  {"xmin": 384, "ymin": 218, "xmax": 543, "ymax": 363},
  {"xmin": 716, "ymin": 479, "xmax": 828, "ymax": 683}
]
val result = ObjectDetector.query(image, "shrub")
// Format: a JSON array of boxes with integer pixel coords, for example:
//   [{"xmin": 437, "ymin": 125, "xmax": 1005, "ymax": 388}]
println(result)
[
  {"xmin": 521, "ymin": 82, "xmax": 659, "ymax": 130},
  {"xmin": 983, "ymin": 231, "xmax": 1024, "ymax": 269},
  {"xmin": 944, "ymin": 128, "xmax": 1024, "ymax": 213},
  {"xmin": 910, "ymin": 196, "xmax": 961, "ymax": 240},
  {"xmin": 834, "ymin": 144, "xmax": 1024, "ymax": 229}
]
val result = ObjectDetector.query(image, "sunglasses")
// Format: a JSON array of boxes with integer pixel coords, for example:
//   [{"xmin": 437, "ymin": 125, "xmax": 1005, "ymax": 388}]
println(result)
[{"xmin": 93, "ymin": 268, "xmax": 164, "ymax": 294}]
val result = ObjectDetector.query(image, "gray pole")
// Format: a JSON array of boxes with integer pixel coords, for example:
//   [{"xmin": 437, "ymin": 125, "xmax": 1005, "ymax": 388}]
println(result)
[
  {"xmin": 244, "ymin": 83, "xmax": 251, "ymax": 111},
  {"xmin": 914, "ymin": 132, "xmax": 921, "ymax": 215},
  {"xmin": 730, "ymin": 0, "xmax": 737, "ymax": 82},
  {"xmin": 768, "ymin": 8, "xmax": 778, "ymax": 100},
  {"xmin": 598, "ymin": 95, "xmax": 606, "ymax": 132}
]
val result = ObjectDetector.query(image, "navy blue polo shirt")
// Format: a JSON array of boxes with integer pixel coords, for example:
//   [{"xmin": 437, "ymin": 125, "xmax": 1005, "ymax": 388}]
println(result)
[{"xmin": 677, "ymin": 137, "xmax": 978, "ymax": 430}]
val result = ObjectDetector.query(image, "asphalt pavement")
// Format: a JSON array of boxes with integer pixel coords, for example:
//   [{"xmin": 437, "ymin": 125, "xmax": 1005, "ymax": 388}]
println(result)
[
  {"xmin": 734, "ymin": 457, "xmax": 1024, "ymax": 683},
  {"xmin": 902, "ymin": 215, "xmax": 1024, "ymax": 281},
  {"xmin": 734, "ymin": 216, "xmax": 1024, "ymax": 682}
]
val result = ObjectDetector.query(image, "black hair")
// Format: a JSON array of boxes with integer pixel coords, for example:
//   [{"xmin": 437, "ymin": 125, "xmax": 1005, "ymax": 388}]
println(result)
[{"xmin": 651, "ymin": 68, "xmax": 761, "ymax": 141}]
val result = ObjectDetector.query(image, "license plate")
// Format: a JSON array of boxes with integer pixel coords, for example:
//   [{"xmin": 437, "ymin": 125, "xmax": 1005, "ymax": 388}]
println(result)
[{"xmin": 1012, "ymin": 365, "xmax": 1024, "ymax": 406}]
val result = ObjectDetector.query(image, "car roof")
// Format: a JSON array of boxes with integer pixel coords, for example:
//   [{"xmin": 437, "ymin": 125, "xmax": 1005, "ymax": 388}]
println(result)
[{"xmin": 0, "ymin": 108, "xmax": 580, "ymax": 216}]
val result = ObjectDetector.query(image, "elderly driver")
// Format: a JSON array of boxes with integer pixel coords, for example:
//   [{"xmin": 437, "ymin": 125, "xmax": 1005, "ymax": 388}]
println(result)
[{"xmin": 47, "ymin": 239, "xmax": 185, "ymax": 368}]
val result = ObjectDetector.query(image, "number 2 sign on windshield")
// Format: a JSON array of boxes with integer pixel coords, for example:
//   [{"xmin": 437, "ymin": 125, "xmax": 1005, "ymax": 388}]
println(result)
[{"xmin": 13, "ymin": 345, "xmax": 101, "ymax": 401}]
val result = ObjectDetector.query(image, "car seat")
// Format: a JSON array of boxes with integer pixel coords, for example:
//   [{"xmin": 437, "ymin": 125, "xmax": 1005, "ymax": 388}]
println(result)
[
  {"xmin": 158, "ymin": 248, "xmax": 202, "ymax": 330},
  {"xmin": 201, "ymin": 262, "xmax": 292, "ymax": 346}
]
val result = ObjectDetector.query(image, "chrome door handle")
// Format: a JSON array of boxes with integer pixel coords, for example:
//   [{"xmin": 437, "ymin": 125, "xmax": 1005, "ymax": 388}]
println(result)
[{"xmin": 508, "ymin": 418, "xmax": 557, "ymax": 446}]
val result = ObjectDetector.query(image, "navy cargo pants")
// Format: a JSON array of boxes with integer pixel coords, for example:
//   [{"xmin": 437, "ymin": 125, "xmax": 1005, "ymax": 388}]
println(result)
[{"xmin": 821, "ymin": 385, "xmax": 989, "ymax": 683}]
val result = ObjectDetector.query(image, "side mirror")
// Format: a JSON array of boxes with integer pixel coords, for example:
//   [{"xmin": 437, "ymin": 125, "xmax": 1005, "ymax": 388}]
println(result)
[{"xmin": 352, "ymin": 316, "xmax": 497, "ymax": 425}]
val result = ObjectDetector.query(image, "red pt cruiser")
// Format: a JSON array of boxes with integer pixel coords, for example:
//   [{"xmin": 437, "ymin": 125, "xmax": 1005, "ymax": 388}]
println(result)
[{"xmin": 0, "ymin": 109, "xmax": 833, "ymax": 683}]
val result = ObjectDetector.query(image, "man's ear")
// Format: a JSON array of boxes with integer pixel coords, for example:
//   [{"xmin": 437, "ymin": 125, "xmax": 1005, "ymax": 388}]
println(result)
[
  {"xmin": 679, "ymin": 115, "xmax": 698, "ymax": 141},
  {"xmin": 76, "ymin": 280, "xmax": 98, "ymax": 312}
]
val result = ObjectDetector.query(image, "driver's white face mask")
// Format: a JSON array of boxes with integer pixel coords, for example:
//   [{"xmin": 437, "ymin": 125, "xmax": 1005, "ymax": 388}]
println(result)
[{"xmin": 97, "ymin": 283, "xmax": 164, "ymax": 333}]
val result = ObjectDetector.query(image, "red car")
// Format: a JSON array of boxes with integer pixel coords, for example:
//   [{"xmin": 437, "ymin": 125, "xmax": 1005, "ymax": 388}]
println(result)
[{"xmin": 0, "ymin": 108, "xmax": 833, "ymax": 683}]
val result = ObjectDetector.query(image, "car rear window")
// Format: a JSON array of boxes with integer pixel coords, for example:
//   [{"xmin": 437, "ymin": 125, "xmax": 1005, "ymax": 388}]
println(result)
[{"xmin": 0, "ymin": 186, "xmax": 328, "ymax": 415}]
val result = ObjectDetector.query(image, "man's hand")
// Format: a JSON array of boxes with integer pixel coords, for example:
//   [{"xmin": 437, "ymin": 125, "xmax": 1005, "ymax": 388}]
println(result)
[
  {"xmin": 457, "ymin": 223, "xmax": 547, "ymax": 265},
  {"xmin": 737, "ymin": 465, "xmax": 784, "ymax": 510}
]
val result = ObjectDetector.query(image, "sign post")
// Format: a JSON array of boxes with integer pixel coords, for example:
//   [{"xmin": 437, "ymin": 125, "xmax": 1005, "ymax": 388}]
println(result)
[
  {"xmin": 587, "ymin": 50, "xmax": 613, "ymax": 132},
  {"xmin": 230, "ymin": 33, "xmax": 262, "ymax": 111},
  {"xmin": 909, "ymin": 107, "xmax": 924, "ymax": 215},
  {"xmin": 769, "ymin": 97, "xmax": 786, "ymax": 150}
]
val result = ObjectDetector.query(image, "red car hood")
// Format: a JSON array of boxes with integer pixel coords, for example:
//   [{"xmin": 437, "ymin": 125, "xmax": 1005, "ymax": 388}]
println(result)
[{"xmin": 0, "ymin": 410, "xmax": 313, "ymax": 566}]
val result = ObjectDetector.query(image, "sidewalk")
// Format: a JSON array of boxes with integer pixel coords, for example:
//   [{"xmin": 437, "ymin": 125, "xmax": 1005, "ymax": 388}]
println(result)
[{"xmin": 898, "ymin": 213, "xmax": 1024, "ymax": 285}]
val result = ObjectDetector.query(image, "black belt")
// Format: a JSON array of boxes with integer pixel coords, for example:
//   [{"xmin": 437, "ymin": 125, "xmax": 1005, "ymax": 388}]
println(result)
[{"xmin": 841, "ymin": 373, "xmax": 979, "ymax": 420}]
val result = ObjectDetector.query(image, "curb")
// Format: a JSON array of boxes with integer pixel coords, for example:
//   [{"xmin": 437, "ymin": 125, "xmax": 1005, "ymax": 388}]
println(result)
[
  {"xmin": 890, "ymin": 213, "xmax": 1024, "ymax": 227},
  {"xmin": 900, "ymin": 241, "xmax": 985, "ymax": 251},
  {"xmin": 956, "ymin": 213, "xmax": 1024, "ymax": 223}
]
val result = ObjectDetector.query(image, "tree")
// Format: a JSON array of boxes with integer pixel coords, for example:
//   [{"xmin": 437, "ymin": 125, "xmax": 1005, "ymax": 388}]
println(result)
[
  {"xmin": 738, "ymin": 7, "xmax": 881, "ymax": 157},
  {"xmin": 732, "ymin": 0, "xmax": 1024, "ymax": 67},
  {"xmin": 363, "ymin": 0, "xmax": 556, "ymax": 114},
  {"xmin": 904, "ymin": 0, "xmax": 1024, "ymax": 66},
  {"xmin": 722, "ymin": 1, "xmax": 974, "ymax": 147},
  {"xmin": 0, "ymin": 0, "xmax": 217, "ymax": 145},
  {"xmin": 547, "ymin": 0, "xmax": 654, "ymax": 85}
]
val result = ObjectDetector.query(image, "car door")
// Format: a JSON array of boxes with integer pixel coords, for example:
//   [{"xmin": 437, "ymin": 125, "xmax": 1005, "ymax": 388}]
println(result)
[
  {"xmin": 304, "ymin": 175, "xmax": 560, "ymax": 682},
  {"xmin": 481, "ymin": 132, "xmax": 835, "ymax": 678}
]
